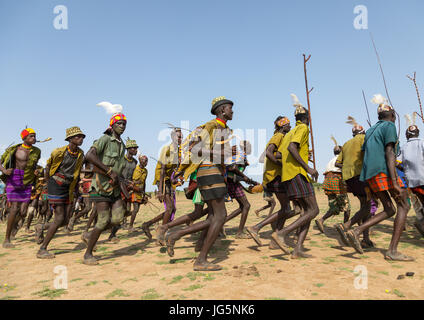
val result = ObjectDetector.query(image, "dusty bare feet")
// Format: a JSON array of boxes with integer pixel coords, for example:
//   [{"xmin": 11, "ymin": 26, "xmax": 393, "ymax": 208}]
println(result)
[
  {"xmin": 193, "ymin": 260, "xmax": 222, "ymax": 271},
  {"xmin": 142, "ymin": 223, "xmax": 152, "ymax": 241},
  {"xmin": 83, "ymin": 254, "xmax": 98, "ymax": 266},
  {"xmin": 291, "ymin": 249, "xmax": 314, "ymax": 259},
  {"xmin": 270, "ymin": 232, "xmax": 290, "ymax": 255},
  {"xmin": 36, "ymin": 248, "xmax": 55, "ymax": 259},
  {"xmin": 246, "ymin": 227, "xmax": 262, "ymax": 246},
  {"xmin": 2, "ymin": 241, "xmax": 15, "ymax": 248},
  {"xmin": 156, "ymin": 225, "xmax": 167, "ymax": 246}
]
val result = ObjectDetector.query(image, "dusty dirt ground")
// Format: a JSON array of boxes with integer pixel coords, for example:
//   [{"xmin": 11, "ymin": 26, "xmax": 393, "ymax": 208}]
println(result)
[{"xmin": 1, "ymin": 189, "xmax": 423, "ymax": 300}]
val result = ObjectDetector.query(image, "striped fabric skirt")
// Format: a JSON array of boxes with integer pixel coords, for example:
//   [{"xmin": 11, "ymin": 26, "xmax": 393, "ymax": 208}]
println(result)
[
  {"xmin": 283, "ymin": 174, "xmax": 315, "ymax": 200},
  {"xmin": 47, "ymin": 176, "xmax": 71, "ymax": 205},
  {"xmin": 196, "ymin": 163, "xmax": 227, "ymax": 201},
  {"xmin": 264, "ymin": 176, "xmax": 286, "ymax": 194},
  {"xmin": 5, "ymin": 169, "xmax": 32, "ymax": 203}
]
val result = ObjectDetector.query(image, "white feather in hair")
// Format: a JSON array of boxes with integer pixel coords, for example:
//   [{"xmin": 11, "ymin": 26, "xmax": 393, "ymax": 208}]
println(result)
[
  {"xmin": 330, "ymin": 135, "xmax": 338, "ymax": 147},
  {"xmin": 371, "ymin": 94, "xmax": 387, "ymax": 106},
  {"xmin": 290, "ymin": 94, "xmax": 303, "ymax": 107}
]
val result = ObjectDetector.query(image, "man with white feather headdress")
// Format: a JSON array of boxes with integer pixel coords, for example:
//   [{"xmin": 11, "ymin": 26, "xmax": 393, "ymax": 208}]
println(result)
[
  {"xmin": 270, "ymin": 94, "xmax": 320, "ymax": 259},
  {"xmin": 315, "ymin": 136, "xmax": 351, "ymax": 233},
  {"xmin": 401, "ymin": 112, "xmax": 424, "ymax": 237},
  {"xmin": 345, "ymin": 94, "xmax": 413, "ymax": 261},
  {"xmin": 81, "ymin": 102, "xmax": 128, "ymax": 265},
  {"xmin": 333, "ymin": 116, "xmax": 374, "ymax": 249}
]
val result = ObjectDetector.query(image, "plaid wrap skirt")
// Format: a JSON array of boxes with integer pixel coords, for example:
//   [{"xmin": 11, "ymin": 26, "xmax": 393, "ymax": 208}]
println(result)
[
  {"xmin": 367, "ymin": 172, "xmax": 405, "ymax": 193},
  {"xmin": 323, "ymin": 172, "xmax": 347, "ymax": 195}
]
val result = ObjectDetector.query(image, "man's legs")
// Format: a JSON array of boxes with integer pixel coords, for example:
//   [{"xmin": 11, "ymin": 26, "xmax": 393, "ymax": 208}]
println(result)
[
  {"xmin": 83, "ymin": 199, "xmax": 125, "ymax": 265},
  {"xmin": 37, "ymin": 204, "xmax": 69, "ymax": 258},
  {"xmin": 142, "ymin": 194, "xmax": 174, "ymax": 240},
  {"xmin": 128, "ymin": 202, "xmax": 140, "ymax": 232},
  {"xmin": 272, "ymin": 195, "xmax": 319, "ymax": 258},
  {"xmin": 347, "ymin": 190, "xmax": 412, "ymax": 260},
  {"xmin": 193, "ymin": 198, "xmax": 227, "ymax": 271},
  {"xmin": 157, "ymin": 204, "xmax": 207, "ymax": 246},
  {"xmin": 3, "ymin": 202, "xmax": 20, "ymax": 247}
]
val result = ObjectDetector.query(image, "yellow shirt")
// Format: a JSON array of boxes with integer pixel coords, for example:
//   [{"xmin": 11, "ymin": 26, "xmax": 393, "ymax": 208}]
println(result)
[
  {"xmin": 153, "ymin": 143, "xmax": 180, "ymax": 185},
  {"xmin": 179, "ymin": 119, "xmax": 231, "ymax": 181},
  {"xmin": 280, "ymin": 121, "xmax": 311, "ymax": 183},
  {"xmin": 262, "ymin": 132, "xmax": 285, "ymax": 185},
  {"xmin": 132, "ymin": 165, "xmax": 148, "ymax": 200},
  {"xmin": 336, "ymin": 134, "xmax": 365, "ymax": 181}
]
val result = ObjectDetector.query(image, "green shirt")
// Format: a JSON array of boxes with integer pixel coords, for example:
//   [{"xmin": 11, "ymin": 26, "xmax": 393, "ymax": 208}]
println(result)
[
  {"xmin": 0, "ymin": 144, "xmax": 41, "ymax": 186},
  {"xmin": 336, "ymin": 134, "xmax": 365, "ymax": 181},
  {"xmin": 360, "ymin": 120, "xmax": 398, "ymax": 181},
  {"xmin": 91, "ymin": 134, "xmax": 126, "ymax": 197}
]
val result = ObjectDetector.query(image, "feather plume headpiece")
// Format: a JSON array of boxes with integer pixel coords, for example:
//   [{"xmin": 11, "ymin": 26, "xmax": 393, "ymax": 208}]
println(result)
[
  {"xmin": 371, "ymin": 94, "xmax": 393, "ymax": 113},
  {"xmin": 291, "ymin": 94, "xmax": 307, "ymax": 116},
  {"xmin": 405, "ymin": 112, "xmax": 419, "ymax": 134},
  {"xmin": 346, "ymin": 116, "xmax": 365, "ymax": 134},
  {"xmin": 330, "ymin": 135, "xmax": 338, "ymax": 147}
]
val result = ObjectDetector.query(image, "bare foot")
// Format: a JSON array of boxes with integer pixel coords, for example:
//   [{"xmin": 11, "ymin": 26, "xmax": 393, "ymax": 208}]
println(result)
[
  {"xmin": 156, "ymin": 225, "xmax": 167, "ymax": 246},
  {"xmin": 193, "ymin": 261, "xmax": 222, "ymax": 271},
  {"xmin": 315, "ymin": 219, "xmax": 325, "ymax": 234},
  {"xmin": 142, "ymin": 223, "xmax": 152, "ymax": 241},
  {"xmin": 291, "ymin": 249, "xmax": 314, "ymax": 259},
  {"xmin": 246, "ymin": 227, "xmax": 262, "ymax": 246},
  {"xmin": 166, "ymin": 236, "xmax": 176, "ymax": 257},
  {"xmin": 36, "ymin": 248, "xmax": 55, "ymax": 259},
  {"xmin": 270, "ymin": 232, "xmax": 290, "ymax": 255},
  {"xmin": 2, "ymin": 241, "xmax": 15, "ymax": 249},
  {"xmin": 268, "ymin": 238, "xmax": 280, "ymax": 250},
  {"xmin": 83, "ymin": 254, "xmax": 98, "ymax": 266}
]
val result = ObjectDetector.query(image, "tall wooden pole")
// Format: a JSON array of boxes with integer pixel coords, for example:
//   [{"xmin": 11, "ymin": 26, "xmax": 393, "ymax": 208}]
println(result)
[
  {"xmin": 303, "ymin": 54, "xmax": 316, "ymax": 171},
  {"xmin": 407, "ymin": 72, "xmax": 424, "ymax": 123}
]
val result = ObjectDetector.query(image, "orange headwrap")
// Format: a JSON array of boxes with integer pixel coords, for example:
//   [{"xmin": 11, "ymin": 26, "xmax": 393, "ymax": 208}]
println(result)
[
  {"xmin": 110, "ymin": 113, "xmax": 127, "ymax": 127},
  {"xmin": 276, "ymin": 117, "xmax": 290, "ymax": 127},
  {"xmin": 21, "ymin": 128, "xmax": 35, "ymax": 140}
]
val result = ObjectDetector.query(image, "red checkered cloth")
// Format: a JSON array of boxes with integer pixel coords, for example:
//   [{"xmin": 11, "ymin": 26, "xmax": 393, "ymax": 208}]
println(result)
[
  {"xmin": 411, "ymin": 186, "xmax": 424, "ymax": 196},
  {"xmin": 322, "ymin": 172, "xmax": 347, "ymax": 195},
  {"xmin": 367, "ymin": 172, "xmax": 405, "ymax": 193},
  {"xmin": 227, "ymin": 179, "xmax": 246, "ymax": 199}
]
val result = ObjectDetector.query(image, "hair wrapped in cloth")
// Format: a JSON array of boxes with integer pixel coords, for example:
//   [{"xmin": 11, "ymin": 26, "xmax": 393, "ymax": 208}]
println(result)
[
  {"xmin": 276, "ymin": 117, "xmax": 290, "ymax": 127},
  {"xmin": 346, "ymin": 116, "xmax": 365, "ymax": 134},
  {"xmin": 21, "ymin": 128, "xmax": 35, "ymax": 140},
  {"xmin": 110, "ymin": 113, "xmax": 127, "ymax": 127}
]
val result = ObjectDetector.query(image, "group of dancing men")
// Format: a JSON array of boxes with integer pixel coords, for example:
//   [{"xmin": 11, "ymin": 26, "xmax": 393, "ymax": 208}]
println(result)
[{"xmin": 0, "ymin": 94, "xmax": 423, "ymax": 271}]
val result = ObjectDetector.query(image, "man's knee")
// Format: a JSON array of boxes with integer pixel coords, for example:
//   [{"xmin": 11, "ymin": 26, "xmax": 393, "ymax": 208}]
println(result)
[
  {"xmin": 386, "ymin": 204, "xmax": 396, "ymax": 218},
  {"xmin": 110, "ymin": 207, "xmax": 125, "ymax": 226},
  {"xmin": 95, "ymin": 210, "xmax": 111, "ymax": 230}
]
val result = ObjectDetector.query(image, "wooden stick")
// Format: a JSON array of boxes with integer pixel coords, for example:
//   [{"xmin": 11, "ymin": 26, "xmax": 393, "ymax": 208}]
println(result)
[
  {"xmin": 362, "ymin": 90, "xmax": 372, "ymax": 127},
  {"xmin": 407, "ymin": 72, "xmax": 424, "ymax": 124},
  {"xmin": 303, "ymin": 54, "xmax": 316, "ymax": 171}
]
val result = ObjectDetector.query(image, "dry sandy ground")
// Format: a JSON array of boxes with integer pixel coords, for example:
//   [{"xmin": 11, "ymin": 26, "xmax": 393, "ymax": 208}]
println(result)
[{"xmin": 0, "ymin": 190, "xmax": 423, "ymax": 300}]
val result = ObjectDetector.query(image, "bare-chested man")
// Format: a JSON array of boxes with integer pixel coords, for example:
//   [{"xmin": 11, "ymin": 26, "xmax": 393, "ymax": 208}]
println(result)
[{"xmin": 0, "ymin": 128, "xmax": 41, "ymax": 248}]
